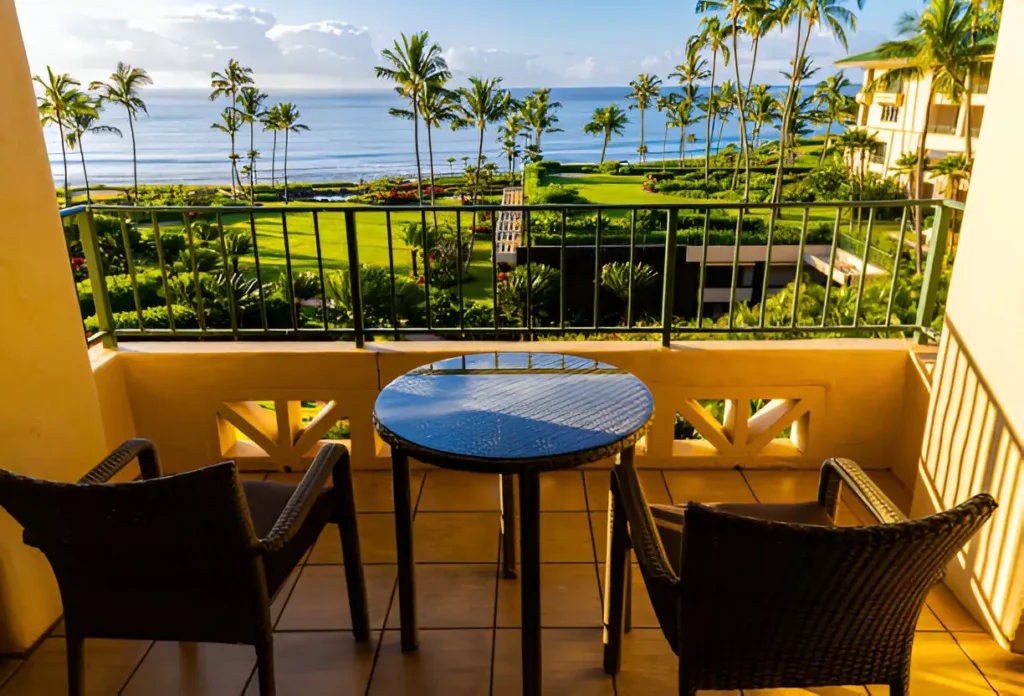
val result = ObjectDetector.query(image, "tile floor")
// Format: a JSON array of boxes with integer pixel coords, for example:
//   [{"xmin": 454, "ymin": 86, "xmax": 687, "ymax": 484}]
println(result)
[{"xmin": 1, "ymin": 468, "xmax": 1021, "ymax": 695}]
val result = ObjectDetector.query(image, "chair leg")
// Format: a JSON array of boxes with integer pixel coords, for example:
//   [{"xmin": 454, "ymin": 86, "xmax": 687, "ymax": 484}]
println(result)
[
  {"xmin": 65, "ymin": 634, "xmax": 85, "ymax": 696},
  {"xmin": 332, "ymin": 456, "xmax": 370, "ymax": 641},
  {"xmin": 255, "ymin": 639, "xmax": 276, "ymax": 696},
  {"xmin": 602, "ymin": 468, "xmax": 629, "ymax": 676},
  {"xmin": 500, "ymin": 474, "xmax": 516, "ymax": 579},
  {"xmin": 889, "ymin": 677, "xmax": 909, "ymax": 696}
]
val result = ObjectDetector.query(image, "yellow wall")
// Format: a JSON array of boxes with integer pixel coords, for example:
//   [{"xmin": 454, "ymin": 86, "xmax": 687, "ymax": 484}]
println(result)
[
  {"xmin": 911, "ymin": 3, "xmax": 1024, "ymax": 649},
  {"xmin": 0, "ymin": 0, "xmax": 111, "ymax": 653}
]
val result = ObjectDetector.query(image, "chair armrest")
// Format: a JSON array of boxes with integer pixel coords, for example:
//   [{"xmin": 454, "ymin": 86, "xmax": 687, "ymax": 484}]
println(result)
[
  {"xmin": 78, "ymin": 439, "xmax": 163, "ymax": 484},
  {"xmin": 818, "ymin": 457, "xmax": 907, "ymax": 525},
  {"xmin": 260, "ymin": 443, "xmax": 349, "ymax": 553}
]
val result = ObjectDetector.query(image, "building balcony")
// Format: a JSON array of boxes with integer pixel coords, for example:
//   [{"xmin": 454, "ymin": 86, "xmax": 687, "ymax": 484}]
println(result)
[
  {"xmin": 4, "ymin": 200, "xmax": 1023, "ymax": 693},
  {"xmin": 873, "ymin": 92, "xmax": 905, "ymax": 107}
]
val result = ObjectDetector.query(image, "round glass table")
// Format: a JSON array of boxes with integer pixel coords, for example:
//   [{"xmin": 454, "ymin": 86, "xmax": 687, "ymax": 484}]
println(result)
[{"xmin": 374, "ymin": 352, "xmax": 653, "ymax": 695}]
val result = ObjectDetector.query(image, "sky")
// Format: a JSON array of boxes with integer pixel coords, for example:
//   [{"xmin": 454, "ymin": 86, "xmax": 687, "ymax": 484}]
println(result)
[{"xmin": 14, "ymin": 0, "xmax": 923, "ymax": 89}]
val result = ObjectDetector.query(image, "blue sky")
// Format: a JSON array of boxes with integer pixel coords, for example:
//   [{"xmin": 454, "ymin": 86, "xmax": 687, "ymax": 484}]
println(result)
[{"xmin": 15, "ymin": 0, "xmax": 923, "ymax": 88}]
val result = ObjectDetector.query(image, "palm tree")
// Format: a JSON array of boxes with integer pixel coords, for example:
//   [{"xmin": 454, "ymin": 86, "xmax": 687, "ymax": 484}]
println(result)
[
  {"xmin": 874, "ymin": 0, "xmax": 974, "ymax": 272},
  {"xmin": 962, "ymin": 0, "xmax": 1000, "ymax": 161},
  {"xmin": 771, "ymin": 0, "xmax": 861, "ymax": 206},
  {"xmin": 276, "ymin": 103, "xmax": 309, "ymax": 204},
  {"xmin": 453, "ymin": 77, "xmax": 510, "ymax": 260},
  {"xmin": 742, "ymin": 0, "xmax": 778, "ymax": 105},
  {"xmin": 748, "ymin": 84, "xmax": 778, "ymax": 148},
  {"xmin": 892, "ymin": 151, "xmax": 920, "ymax": 199},
  {"xmin": 497, "ymin": 113, "xmax": 525, "ymax": 175},
  {"xmin": 687, "ymin": 17, "xmax": 731, "ymax": 183},
  {"xmin": 931, "ymin": 152, "xmax": 971, "ymax": 200},
  {"xmin": 520, "ymin": 89, "xmax": 563, "ymax": 158},
  {"xmin": 375, "ymin": 32, "xmax": 450, "ymax": 205},
  {"xmin": 625, "ymin": 74, "xmax": 663, "ymax": 164},
  {"xmin": 391, "ymin": 81, "xmax": 458, "ymax": 219},
  {"xmin": 669, "ymin": 48, "xmax": 711, "ymax": 168},
  {"xmin": 89, "ymin": 62, "xmax": 152, "ymax": 204},
  {"xmin": 261, "ymin": 105, "xmax": 283, "ymax": 192},
  {"xmin": 583, "ymin": 104, "xmax": 629, "ymax": 164},
  {"xmin": 34, "ymin": 67, "xmax": 96, "ymax": 206},
  {"xmin": 209, "ymin": 59, "xmax": 254, "ymax": 198},
  {"xmin": 714, "ymin": 81, "xmax": 736, "ymax": 154},
  {"xmin": 655, "ymin": 93, "xmax": 682, "ymax": 168},
  {"xmin": 211, "ymin": 108, "xmax": 244, "ymax": 193},
  {"xmin": 66, "ymin": 106, "xmax": 122, "ymax": 204},
  {"xmin": 814, "ymin": 71, "xmax": 854, "ymax": 164},
  {"xmin": 446, "ymin": 156, "xmax": 457, "ymax": 175},
  {"xmin": 236, "ymin": 86, "xmax": 268, "ymax": 203},
  {"xmin": 669, "ymin": 95, "xmax": 703, "ymax": 165}
]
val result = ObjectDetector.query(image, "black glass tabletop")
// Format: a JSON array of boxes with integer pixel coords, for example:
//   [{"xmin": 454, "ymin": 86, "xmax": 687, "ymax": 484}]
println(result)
[{"xmin": 373, "ymin": 352, "xmax": 653, "ymax": 471}]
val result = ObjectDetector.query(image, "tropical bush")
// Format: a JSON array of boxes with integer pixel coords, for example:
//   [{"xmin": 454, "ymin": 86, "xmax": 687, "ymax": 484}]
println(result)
[
  {"xmin": 531, "ymin": 184, "xmax": 588, "ymax": 205},
  {"xmin": 496, "ymin": 264, "xmax": 560, "ymax": 326},
  {"xmin": 78, "ymin": 270, "xmax": 164, "ymax": 318}
]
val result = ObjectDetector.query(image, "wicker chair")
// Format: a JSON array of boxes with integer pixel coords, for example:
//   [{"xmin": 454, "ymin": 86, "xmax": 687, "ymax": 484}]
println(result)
[
  {"xmin": 602, "ymin": 453, "xmax": 997, "ymax": 695},
  {"xmin": 0, "ymin": 439, "xmax": 369, "ymax": 696}
]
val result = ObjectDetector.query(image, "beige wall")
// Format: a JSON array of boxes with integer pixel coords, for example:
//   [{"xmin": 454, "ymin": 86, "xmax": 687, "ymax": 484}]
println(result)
[
  {"xmin": 0, "ymin": 0, "xmax": 111, "ymax": 653},
  {"xmin": 911, "ymin": 2, "xmax": 1024, "ymax": 650}
]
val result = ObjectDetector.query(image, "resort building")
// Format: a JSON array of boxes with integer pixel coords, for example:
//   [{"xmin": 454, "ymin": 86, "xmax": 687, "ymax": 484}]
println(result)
[{"xmin": 836, "ymin": 42, "xmax": 994, "ymax": 194}]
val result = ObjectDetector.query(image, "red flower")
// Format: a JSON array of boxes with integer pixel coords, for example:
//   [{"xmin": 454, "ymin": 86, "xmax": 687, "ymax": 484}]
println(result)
[
  {"xmin": 498, "ymin": 272, "xmax": 509, "ymax": 282},
  {"xmin": 428, "ymin": 252, "xmax": 437, "ymax": 262},
  {"xmin": 71, "ymin": 257, "xmax": 86, "ymax": 269},
  {"xmin": 416, "ymin": 276, "xmax": 425, "ymax": 285}
]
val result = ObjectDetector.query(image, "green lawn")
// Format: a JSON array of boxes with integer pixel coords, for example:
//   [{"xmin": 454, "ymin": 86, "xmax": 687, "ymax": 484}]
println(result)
[{"xmin": 548, "ymin": 174, "xmax": 696, "ymax": 207}]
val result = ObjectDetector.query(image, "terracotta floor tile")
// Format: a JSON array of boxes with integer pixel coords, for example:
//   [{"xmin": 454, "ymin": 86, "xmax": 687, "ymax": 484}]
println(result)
[
  {"xmin": 0, "ymin": 661, "xmax": 21, "ymax": 690},
  {"xmin": 927, "ymin": 584, "xmax": 984, "ymax": 632},
  {"xmin": 493, "ymin": 628, "xmax": 612, "ymax": 695},
  {"xmin": 266, "ymin": 470, "xmax": 423, "ymax": 513},
  {"xmin": 0, "ymin": 637, "xmax": 150, "ymax": 695},
  {"xmin": 916, "ymin": 605, "xmax": 946, "ymax": 632},
  {"xmin": 276, "ymin": 564, "xmax": 395, "ymax": 631},
  {"xmin": 270, "ymin": 569, "xmax": 302, "ymax": 627},
  {"xmin": 744, "ymin": 687, "xmax": 868, "ymax": 694},
  {"xmin": 417, "ymin": 470, "xmax": 500, "ymax": 511},
  {"xmin": 614, "ymin": 629, "xmax": 742, "ymax": 695},
  {"xmin": 414, "ymin": 512, "xmax": 499, "ymax": 563},
  {"xmin": 383, "ymin": 564, "xmax": 497, "ymax": 629},
  {"xmin": 585, "ymin": 470, "xmax": 670, "ymax": 510},
  {"xmin": 663, "ymin": 470, "xmax": 757, "ymax": 504},
  {"xmin": 497, "ymin": 564, "xmax": 602, "ymax": 628},
  {"xmin": 540, "ymin": 471, "xmax": 588, "ymax": 511},
  {"xmin": 243, "ymin": 631, "xmax": 376, "ymax": 695},
  {"xmin": 865, "ymin": 632, "xmax": 994, "ymax": 695},
  {"xmin": 539, "ymin": 512, "xmax": 596, "ymax": 563},
  {"xmin": 598, "ymin": 564, "xmax": 660, "ymax": 629},
  {"xmin": 591, "ymin": 511, "xmax": 610, "ymax": 562},
  {"xmin": 370, "ymin": 630, "xmax": 492, "ymax": 695},
  {"xmin": 122, "ymin": 642, "xmax": 254, "ymax": 696},
  {"xmin": 307, "ymin": 513, "xmax": 397, "ymax": 564},
  {"xmin": 954, "ymin": 631, "xmax": 1024, "ymax": 694}
]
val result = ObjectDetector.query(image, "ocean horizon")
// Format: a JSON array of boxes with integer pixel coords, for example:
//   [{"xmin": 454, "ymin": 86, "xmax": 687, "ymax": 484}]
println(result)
[{"xmin": 42, "ymin": 85, "xmax": 824, "ymax": 188}]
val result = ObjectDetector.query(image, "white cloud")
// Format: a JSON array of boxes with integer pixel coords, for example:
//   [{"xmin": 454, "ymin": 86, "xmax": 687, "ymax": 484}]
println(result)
[{"xmin": 444, "ymin": 47, "xmax": 604, "ymax": 87}]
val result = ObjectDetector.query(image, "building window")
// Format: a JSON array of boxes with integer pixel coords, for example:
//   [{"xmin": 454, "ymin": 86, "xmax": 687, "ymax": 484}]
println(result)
[
  {"xmin": 880, "ymin": 105, "xmax": 900, "ymax": 123},
  {"xmin": 869, "ymin": 143, "xmax": 887, "ymax": 166}
]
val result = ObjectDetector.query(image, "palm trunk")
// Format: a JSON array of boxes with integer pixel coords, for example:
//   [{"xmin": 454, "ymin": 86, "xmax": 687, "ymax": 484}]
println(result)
[
  {"xmin": 743, "ymin": 35, "xmax": 761, "ymax": 162},
  {"xmin": 58, "ymin": 121, "xmax": 70, "ymax": 206},
  {"xmin": 705, "ymin": 55, "xmax": 717, "ymax": 185},
  {"xmin": 127, "ymin": 112, "xmax": 139, "ymax": 204},
  {"xmin": 412, "ymin": 96, "xmax": 423, "ymax": 205},
  {"xmin": 662, "ymin": 122, "xmax": 669, "ymax": 170},
  {"xmin": 77, "ymin": 137, "xmax": 92, "ymax": 204},
  {"xmin": 965, "ymin": 12, "xmax": 978, "ymax": 162},
  {"xmin": 639, "ymin": 106, "xmax": 646, "ymax": 163},
  {"xmin": 679, "ymin": 124, "xmax": 686, "ymax": 166},
  {"xmin": 426, "ymin": 122, "xmax": 439, "ymax": 230},
  {"xmin": 229, "ymin": 131, "xmax": 237, "ymax": 198},
  {"xmin": 466, "ymin": 124, "xmax": 485, "ymax": 270},
  {"xmin": 284, "ymin": 129, "xmax": 290, "ymax": 205},
  {"xmin": 771, "ymin": 16, "xmax": 805, "ymax": 208},
  {"xmin": 731, "ymin": 22, "xmax": 751, "ymax": 201},
  {"xmin": 913, "ymin": 78, "xmax": 938, "ymax": 275},
  {"xmin": 249, "ymin": 121, "xmax": 256, "ymax": 204},
  {"xmin": 819, "ymin": 119, "xmax": 834, "ymax": 165},
  {"xmin": 601, "ymin": 132, "xmax": 609, "ymax": 163},
  {"xmin": 271, "ymin": 131, "xmax": 278, "ymax": 192},
  {"xmin": 716, "ymin": 116, "xmax": 727, "ymax": 153}
]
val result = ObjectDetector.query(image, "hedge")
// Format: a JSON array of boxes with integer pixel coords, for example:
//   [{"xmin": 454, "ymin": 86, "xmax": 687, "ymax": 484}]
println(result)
[
  {"xmin": 84, "ymin": 305, "xmax": 198, "ymax": 332},
  {"xmin": 530, "ymin": 221, "xmax": 832, "ymax": 247},
  {"xmin": 77, "ymin": 270, "xmax": 165, "ymax": 318}
]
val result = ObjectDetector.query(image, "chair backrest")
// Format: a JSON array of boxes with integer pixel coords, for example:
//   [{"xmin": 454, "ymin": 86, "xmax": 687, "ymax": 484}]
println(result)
[
  {"xmin": 675, "ymin": 495, "xmax": 996, "ymax": 690},
  {"xmin": 0, "ymin": 462, "xmax": 269, "ymax": 644}
]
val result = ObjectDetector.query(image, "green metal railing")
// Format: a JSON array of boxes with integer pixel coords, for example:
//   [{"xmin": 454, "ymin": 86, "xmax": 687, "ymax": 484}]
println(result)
[{"xmin": 61, "ymin": 198, "xmax": 958, "ymax": 349}]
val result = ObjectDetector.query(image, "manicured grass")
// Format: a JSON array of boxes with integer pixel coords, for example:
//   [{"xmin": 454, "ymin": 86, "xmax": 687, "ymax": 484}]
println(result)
[{"xmin": 548, "ymin": 174, "xmax": 699, "ymax": 207}]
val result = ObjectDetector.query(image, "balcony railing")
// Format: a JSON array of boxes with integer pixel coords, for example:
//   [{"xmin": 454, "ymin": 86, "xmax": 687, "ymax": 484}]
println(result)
[
  {"xmin": 61, "ymin": 199, "xmax": 958, "ymax": 350},
  {"xmin": 927, "ymin": 124, "xmax": 957, "ymax": 135}
]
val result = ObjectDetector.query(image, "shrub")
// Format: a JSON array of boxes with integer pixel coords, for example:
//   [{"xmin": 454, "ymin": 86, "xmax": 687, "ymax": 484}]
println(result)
[
  {"xmin": 85, "ymin": 304, "xmax": 198, "ymax": 332},
  {"xmin": 598, "ymin": 161, "xmax": 622, "ymax": 174},
  {"xmin": 77, "ymin": 270, "xmax": 165, "ymax": 318},
  {"xmin": 531, "ymin": 184, "xmax": 588, "ymax": 205},
  {"xmin": 497, "ymin": 264, "xmax": 559, "ymax": 326}
]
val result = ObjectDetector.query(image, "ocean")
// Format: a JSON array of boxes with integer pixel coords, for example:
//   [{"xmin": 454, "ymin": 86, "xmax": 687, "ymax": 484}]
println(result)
[{"xmin": 43, "ymin": 85, "xmax": 804, "ymax": 188}]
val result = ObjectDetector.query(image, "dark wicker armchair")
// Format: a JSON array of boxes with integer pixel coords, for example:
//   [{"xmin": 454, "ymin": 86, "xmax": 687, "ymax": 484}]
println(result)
[
  {"xmin": 0, "ymin": 439, "xmax": 369, "ymax": 696},
  {"xmin": 602, "ymin": 452, "xmax": 997, "ymax": 695}
]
